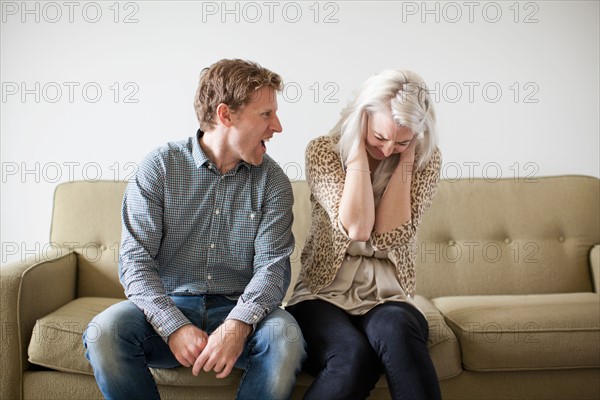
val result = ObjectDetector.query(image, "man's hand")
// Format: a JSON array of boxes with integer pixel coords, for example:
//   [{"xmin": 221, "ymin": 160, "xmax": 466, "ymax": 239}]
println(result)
[
  {"xmin": 168, "ymin": 325, "xmax": 209, "ymax": 367},
  {"xmin": 192, "ymin": 319, "xmax": 252, "ymax": 379}
]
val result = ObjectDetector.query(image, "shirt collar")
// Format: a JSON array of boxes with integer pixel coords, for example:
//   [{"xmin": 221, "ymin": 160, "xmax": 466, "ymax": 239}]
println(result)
[
  {"xmin": 192, "ymin": 129, "xmax": 252, "ymax": 172},
  {"xmin": 192, "ymin": 129, "xmax": 210, "ymax": 168}
]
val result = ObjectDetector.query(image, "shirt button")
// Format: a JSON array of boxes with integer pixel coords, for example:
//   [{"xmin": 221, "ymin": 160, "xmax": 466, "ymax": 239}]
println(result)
[
  {"xmin": 207, "ymin": 275, "xmax": 212, "ymax": 280},
  {"xmin": 158, "ymin": 327, "xmax": 163, "ymax": 332},
  {"xmin": 215, "ymin": 209, "xmax": 220, "ymax": 215},
  {"xmin": 210, "ymin": 243, "xmax": 215, "ymax": 249},
  {"xmin": 250, "ymin": 213, "xmax": 255, "ymax": 219}
]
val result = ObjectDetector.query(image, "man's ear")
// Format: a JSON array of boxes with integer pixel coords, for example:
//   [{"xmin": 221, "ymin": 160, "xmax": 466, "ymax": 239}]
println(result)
[{"xmin": 216, "ymin": 103, "xmax": 234, "ymax": 127}]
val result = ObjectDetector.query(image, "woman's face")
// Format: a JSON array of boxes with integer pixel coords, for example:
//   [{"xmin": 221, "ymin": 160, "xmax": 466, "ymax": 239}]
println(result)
[{"xmin": 365, "ymin": 111, "xmax": 415, "ymax": 160}]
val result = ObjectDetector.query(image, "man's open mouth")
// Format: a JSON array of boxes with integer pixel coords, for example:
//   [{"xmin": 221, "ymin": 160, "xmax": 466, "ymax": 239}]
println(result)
[{"xmin": 261, "ymin": 138, "xmax": 270, "ymax": 150}]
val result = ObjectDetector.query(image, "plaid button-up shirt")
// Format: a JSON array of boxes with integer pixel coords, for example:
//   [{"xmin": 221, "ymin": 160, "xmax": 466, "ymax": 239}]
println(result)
[{"xmin": 119, "ymin": 131, "xmax": 295, "ymax": 339}]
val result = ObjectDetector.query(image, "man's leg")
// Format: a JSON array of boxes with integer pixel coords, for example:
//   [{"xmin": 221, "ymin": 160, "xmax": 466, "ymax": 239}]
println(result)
[
  {"xmin": 83, "ymin": 296, "xmax": 206, "ymax": 400},
  {"xmin": 234, "ymin": 307, "xmax": 306, "ymax": 400}
]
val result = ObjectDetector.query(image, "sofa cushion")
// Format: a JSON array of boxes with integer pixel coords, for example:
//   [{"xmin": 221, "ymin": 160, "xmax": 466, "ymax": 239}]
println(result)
[
  {"xmin": 412, "ymin": 295, "xmax": 462, "ymax": 379},
  {"xmin": 28, "ymin": 296, "xmax": 462, "ymax": 385},
  {"xmin": 433, "ymin": 293, "xmax": 600, "ymax": 371},
  {"xmin": 27, "ymin": 297, "xmax": 245, "ymax": 386}
]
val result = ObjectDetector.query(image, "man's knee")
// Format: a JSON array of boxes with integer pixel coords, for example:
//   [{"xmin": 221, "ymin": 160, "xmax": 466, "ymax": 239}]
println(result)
[
  {"xmin": 83, "ymin": 300, "xmax": 144, "ymax": 355},
  {"xmin": 250, "ymin": 308, "xmax": 306, "ymax": 373}
]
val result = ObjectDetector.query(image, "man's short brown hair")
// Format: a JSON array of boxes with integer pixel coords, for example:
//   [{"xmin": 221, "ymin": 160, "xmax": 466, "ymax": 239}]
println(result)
[{"xmin": 194, "ymin": 59, "xmax": 283, "ymax": 131}]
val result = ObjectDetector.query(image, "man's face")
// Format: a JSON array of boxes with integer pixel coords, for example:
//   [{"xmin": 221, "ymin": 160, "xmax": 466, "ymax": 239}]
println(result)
[{"xmin": 228, "ymin": 86, "xmax": 282, "ymax": 166}]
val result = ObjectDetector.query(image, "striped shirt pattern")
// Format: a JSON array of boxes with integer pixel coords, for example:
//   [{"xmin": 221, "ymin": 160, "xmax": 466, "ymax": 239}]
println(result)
[{"xmin": 119, "ymin": 131, "xmax": 295, "ymax": 339}]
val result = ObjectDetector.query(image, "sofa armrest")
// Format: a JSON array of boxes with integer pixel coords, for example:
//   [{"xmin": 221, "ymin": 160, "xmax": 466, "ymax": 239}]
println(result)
[
  {"xmin": 1, "ymin": 252, "xmax": 77, "ymax": 400},
  {"xmin": 591, "ymin": 245, "xmax": 600, "ymax": 293}
]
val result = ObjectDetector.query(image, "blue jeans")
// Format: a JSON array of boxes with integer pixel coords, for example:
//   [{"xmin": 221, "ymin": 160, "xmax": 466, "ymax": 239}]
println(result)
[
  {"xmin": 83, "ymin": 295, "xmax": 306, "ymax": 400},
  {"xmin": 287, "ymin": 300, "xmax": 441, "ymax": 400}
]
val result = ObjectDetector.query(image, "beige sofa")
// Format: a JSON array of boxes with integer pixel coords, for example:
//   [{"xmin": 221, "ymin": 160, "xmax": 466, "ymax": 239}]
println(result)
[{"xmin": 1, "ymin": 176, "xmax": 599, "ymax": 400}]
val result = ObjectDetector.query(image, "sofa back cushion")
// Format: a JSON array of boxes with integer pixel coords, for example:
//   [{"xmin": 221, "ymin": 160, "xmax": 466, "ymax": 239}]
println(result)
[
  {"xmin": 51, "ymin": 181, "xmax": 128, "ymax": 298},
  {"xmin": 49, "ymin": 180, "xmax": 311, "ymax": 299},
  {"xmin": 50, "ymin": 176, "xmax": 599, "ymax": 300},
  {"xmin": 416, "ymin": 176, "xmax": 600, "ymax": 298}
]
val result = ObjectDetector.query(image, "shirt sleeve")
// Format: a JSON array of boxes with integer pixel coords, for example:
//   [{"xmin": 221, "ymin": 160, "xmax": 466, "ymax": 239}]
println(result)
[
  {"xmin": 119, "ymin": 150, "xmax": 191, "ymax": 341},
  {"xmin": 226, "ymin": 165, "xmax": 295, "ymax": 327},
  {"xmin": 370, "ymin": 148, "xmax": 442, "ymax": 252}
]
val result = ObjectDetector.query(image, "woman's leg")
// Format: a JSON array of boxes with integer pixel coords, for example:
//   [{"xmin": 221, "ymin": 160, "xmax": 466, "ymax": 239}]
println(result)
[
  {"xmin": 287, "ymin": 300, "xmax": 381, "ymax": 400},
  {"xmin": 358, "ymin": 302, "xmax": 441, "ymax": 400}
]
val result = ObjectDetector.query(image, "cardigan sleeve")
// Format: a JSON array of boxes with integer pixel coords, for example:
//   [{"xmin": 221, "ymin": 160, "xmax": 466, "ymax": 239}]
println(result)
[
  {"xmin": 370, "ymin": 148, "xmax": 442, "ymax": 252},
  {"xmin": 304, "ymin": 136, "xmax": 349, "ymax": 237}
]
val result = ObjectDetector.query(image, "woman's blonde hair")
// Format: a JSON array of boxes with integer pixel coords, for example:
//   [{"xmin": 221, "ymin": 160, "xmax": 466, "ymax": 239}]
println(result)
[{"xmin": 332, "ymin": 69, "xmax": 438, "ymax": 202}]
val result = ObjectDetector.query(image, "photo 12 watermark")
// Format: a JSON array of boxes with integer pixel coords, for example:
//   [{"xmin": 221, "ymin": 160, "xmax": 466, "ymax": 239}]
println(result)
[
  {"xmin": 200, "ymin": 1, "xmax": 340, "ymax": 24},
  {"xmin": 280, "ymin": 81, "xmax": 340, "ymax": 104},
  {"xmin": 399, "ymin": 1, "xmax": 540, "ymax": 24},
  {"xmin": 1, "ymin": 1, "xmax": 140, "ymax": 23},
  {"xmin": 1, "ymin": 240, "xmax": 119, "ymax": 264},
  {"xmin": 417, "ymin": 240, "xmax": 540, "ymax": 265},
  {"xmin": 2, "ymin": 82, "xmax": 140, "ymax": 104},
  {"xmin": 427, "ymin": 81, "xmax": 540, "ymax": 104},
  {"xmin": 441, "ymin": 161, "xmax": 540, "ymax": 183},
  {"xmin": 428, "ymin": 320, "xmax": 540, "ymax": 344},
  {"xmin": 2, "ymin": 161, "xmax": 139, "ymax": 184}
]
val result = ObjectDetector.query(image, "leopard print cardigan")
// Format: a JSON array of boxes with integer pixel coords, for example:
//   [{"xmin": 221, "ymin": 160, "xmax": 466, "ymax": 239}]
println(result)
[{"xmin": 298, "ymin": 135, "xmax": 441, "ymax": 297}]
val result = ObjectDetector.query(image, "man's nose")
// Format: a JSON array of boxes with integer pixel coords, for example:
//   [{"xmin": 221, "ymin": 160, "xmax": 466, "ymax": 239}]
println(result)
[{"xmin": 271, "ymin": 115, "xmax": 283, "ymax": 133}]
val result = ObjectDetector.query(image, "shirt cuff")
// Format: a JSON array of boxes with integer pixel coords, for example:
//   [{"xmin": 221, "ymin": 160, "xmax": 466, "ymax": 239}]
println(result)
[
  {"xmin": 149, "ymin": 306, "xmax": 191, "ymax": 341},
  {"xmin": 226, "ymin": 303, "xmax": 266, "ymax": 331}
]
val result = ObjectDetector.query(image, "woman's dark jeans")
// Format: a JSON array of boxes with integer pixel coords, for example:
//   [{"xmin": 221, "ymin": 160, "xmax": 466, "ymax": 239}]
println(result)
[{"xmin": 287, "ymin": 300, "xmax": 441, "ymax": 400}]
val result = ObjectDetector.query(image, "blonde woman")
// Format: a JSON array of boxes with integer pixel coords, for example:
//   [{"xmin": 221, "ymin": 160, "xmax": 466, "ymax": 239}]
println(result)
[{"xmin": 287, "ymin": 70, "xmax": 442, "ymax": 400}]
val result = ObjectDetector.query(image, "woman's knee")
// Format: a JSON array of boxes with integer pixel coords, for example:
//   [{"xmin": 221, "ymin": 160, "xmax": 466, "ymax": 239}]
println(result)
[{"xmin": 363, "ymin": 303, "xmax": 429, "ymax": 350}]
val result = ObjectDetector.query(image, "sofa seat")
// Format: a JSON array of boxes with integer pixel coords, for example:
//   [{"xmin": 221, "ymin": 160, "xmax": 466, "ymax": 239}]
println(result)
[
  {"xmin": 432, "ymin": 293, "xmax": 600, "ymax": 372},
  {"xmin": 28, "ymin": 296, "xmax": 463, "ymax": 386},
  {"xmin": 27, "ymin": 297, "xmax": 244, "ymax": 387}
]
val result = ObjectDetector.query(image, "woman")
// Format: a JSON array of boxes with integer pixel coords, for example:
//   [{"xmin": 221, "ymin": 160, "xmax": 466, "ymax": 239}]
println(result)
[{"xmin": 287, "ymin": 69, "xmax": 442, "ymax": 400}]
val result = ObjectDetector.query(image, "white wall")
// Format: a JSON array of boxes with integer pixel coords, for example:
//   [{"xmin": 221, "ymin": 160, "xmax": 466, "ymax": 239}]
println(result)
[{"xmin": 2, "ymin": 1, "xmax": 599, "ymax": 265}]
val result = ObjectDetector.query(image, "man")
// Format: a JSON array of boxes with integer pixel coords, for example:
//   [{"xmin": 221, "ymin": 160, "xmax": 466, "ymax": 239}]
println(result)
[{"xmin": 84, "ymin": 59, "xmax": 305, "ymax": 400}]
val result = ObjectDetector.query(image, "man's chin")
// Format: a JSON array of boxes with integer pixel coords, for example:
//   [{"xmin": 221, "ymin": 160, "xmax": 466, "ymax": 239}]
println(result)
[{"xmin": 245, "ymin": 155, "xmax": 264, "ymax": 166}]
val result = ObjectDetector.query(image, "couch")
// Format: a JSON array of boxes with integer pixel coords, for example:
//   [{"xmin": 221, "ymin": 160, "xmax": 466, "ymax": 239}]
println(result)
[{"xmin": 1, "ymin": 175, "xmax": 599, "ymax": 400}]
